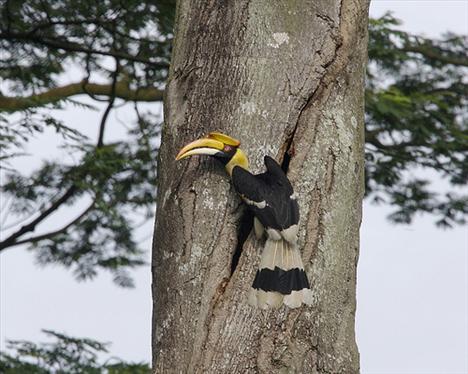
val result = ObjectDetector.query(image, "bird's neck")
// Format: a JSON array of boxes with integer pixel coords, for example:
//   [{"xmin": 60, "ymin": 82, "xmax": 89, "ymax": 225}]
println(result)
[{"xmin": 226, "ymin": 148, "xmax": 249, "ymax": 176}]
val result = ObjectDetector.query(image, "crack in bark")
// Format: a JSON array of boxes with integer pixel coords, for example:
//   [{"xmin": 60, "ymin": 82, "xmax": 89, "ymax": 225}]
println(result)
[
  {"xmin": 280, "ymin": 0, "xmax": 351, "ymax": 182},
  {"xmin": 280, "ymin": 29, "xmax": 344, "ymax": 175},
  {"xmin": 280, "ymin": 125, "xmax": 296, "ymax": 173},
  {"xmin": 280, "ymin": 84, "xmax": 318, "ymax": 173},
  {"xmin": 326, "ymin": 147, "xmax": 337, "ymax": 195}
]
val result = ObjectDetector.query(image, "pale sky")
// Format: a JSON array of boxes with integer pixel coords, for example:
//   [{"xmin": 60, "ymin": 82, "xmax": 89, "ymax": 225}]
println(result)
[{"xmin": 1, "ymin": 2, "xmax": 467, "ymax": 373}]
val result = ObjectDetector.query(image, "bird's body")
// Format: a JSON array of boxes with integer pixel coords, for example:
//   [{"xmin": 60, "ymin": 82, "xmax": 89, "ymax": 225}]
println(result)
[
  {"xmin": 176, "ymin": 132, "xmax": 312, "ymax": 309},
  {"xmin": 232, "ymin": 156, "xmax": 298, "ymax": 241},
  {"xmin": 231, "ymin": 156, "xmax": 312, "ymax": 308}
]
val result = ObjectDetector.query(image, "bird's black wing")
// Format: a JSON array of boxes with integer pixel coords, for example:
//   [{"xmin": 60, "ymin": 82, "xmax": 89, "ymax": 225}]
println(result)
[
  {"xmin": 232, "ymin": 167, "xmax": 280, "ymax": 230},
  {"xmin": 263, "ymin": 156, "xmax": 293, "ymax": 194},
  {"xmin": 262, "ymin": 156, "xmax": 299, "ymax": 229},
  {"xmin": 231, "ymin": 166, "xmax": 266, "ymax": 203},
  {"xmin": 231, "ymin": 158, "xmax": 299, "ymax": 231}
]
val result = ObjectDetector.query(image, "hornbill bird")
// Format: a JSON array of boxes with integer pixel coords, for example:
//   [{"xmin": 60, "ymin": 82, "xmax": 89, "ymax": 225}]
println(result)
[{"xmin": 176, "ymin": 132, "xmax": 312, "ymax": 309}]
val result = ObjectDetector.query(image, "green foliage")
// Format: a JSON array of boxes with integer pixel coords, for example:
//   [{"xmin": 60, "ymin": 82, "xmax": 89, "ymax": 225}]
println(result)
[
  {"xmin": 366, "ymin": 13, "xmax": 467, "ymax": 227},
  {"xmin": 1, "ymin": 109, "xmax": 87, "ymax": 164},
  {"xmin": 2, "ymin": 116, "xmax": 159, "ymax": 286},
  {"xmin": 0, "ymin": 0, "xmax": 174, "ymax": 94},
  {"xmin": 0, "ymin": 330, "xmax": 150, "ymax": 373}
]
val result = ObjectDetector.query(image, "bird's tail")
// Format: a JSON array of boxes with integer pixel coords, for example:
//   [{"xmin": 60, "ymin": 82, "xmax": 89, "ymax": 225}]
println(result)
[{"xmin": 248, "ymin": 238, "xmax": 312, "ymax": 309}]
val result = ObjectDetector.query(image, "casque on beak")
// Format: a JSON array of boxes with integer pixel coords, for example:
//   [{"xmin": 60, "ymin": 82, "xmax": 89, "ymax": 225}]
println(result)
[
  {"xmin": 175, "ymin": 132, "xmax": 241, "ymax": 161},
  {"xmin": 175, "ymin": 137, "xmax": 225, "ymax": 160}
]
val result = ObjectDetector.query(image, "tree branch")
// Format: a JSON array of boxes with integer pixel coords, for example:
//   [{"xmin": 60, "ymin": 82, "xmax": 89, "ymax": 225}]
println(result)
[
  {"xmin": 27, "ymin": 18, "xmax": 105, "ymax": 34},
  {"xmin": 97, "ymin": 59, "xmax": 120, "ymax": 147},
  {"xmin": 0, "ymin": 30, "xmax": 169, "ymax": 68},
  {"xmin": 401, "ymin": 44, "xmax": 468, "ymax": 67},
  {"xmin": 0, "ymin": 185, "xmax": 77, "ymax": 251},
  {"xmin": 5, "ymin": 200, "xmax": 95, "ymax": 249},
  {"xmin": 0, "ymin": 81, "xmax": 164, "ymax": 111},
  {"xmin": 3, "ymin": 0, "xmax": 13, "ymax": 31}
]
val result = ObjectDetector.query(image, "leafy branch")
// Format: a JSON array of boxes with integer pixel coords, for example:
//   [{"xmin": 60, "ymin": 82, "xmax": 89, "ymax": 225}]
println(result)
[
  {"xmin": 401, "ymin": 43, "xmax": 468, "ymax": 67},
  {"xmin": 8, "ymin": 199, "xmax": 95, "ymax": 248},
  {"xmin": 0, "ymin": 56, "xmax": 121, "ymax": 252},
  {"xmin": 0, "ymin": 329, "xmax": 150, "ymax": 373},
  {"xmin": 0, "ymin": 81, "xmax": 163, "ymax": 111},
  {"xmin": 0, "ymin": 185, "xmax": 77, "ymax": 251},
  {"xmin": 0, "ymin": 29, "xmax": 169, "ymax": 68}
]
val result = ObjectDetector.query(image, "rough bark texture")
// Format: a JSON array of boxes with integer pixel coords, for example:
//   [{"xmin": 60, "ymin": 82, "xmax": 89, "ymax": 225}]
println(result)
[{"xmin": 152, "ymin": 1, "xmax": 369, "ymax": 373}]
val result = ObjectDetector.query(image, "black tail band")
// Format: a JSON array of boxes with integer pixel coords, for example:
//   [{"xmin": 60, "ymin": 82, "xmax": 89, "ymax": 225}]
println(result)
[{"xmin": 252, "ymin": 266, "xmax": 310, "ymax": 295}]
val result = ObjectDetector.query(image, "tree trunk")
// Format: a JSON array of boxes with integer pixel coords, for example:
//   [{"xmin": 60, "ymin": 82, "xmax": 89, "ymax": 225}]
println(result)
[{"xmin": 152, "ymin": 1, "xmax": 369, "ymax": 372}]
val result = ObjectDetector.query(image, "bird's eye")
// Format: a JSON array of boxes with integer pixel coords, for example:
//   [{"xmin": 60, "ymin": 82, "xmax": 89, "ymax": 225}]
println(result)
[{"xmin": 224, "ymin": 145, "xmax": 232, "ymax": 152}]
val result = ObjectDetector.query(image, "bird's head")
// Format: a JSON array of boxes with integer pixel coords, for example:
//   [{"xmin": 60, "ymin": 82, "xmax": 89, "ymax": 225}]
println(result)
[{"xmin": 176, "ymin": 131, "xmax": 249, "ymax": 175}]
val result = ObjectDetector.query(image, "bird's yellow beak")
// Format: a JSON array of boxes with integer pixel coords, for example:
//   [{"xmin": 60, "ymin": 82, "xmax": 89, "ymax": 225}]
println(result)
[
  {"xmin": 175, "ymin": 138, "xmax": 225, "ymax": 160},
  {"xmin": 175, "ymin": 132, "xmax": 240, "ymax": 161}
]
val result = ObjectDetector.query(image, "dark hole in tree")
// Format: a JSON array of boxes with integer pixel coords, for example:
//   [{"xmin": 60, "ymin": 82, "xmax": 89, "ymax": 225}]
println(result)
[
  {"xmin": 281, "ymin": 151, "xmax": 291, "ymax": 173},
  {"xmin": 230, "ymin": 208, "xmax": 254, "ymax": 275}
]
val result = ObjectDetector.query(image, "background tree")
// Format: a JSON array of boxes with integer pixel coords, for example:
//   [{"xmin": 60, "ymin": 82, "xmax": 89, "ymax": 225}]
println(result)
[{"xmin": 366, "ymin": 14, "xmax": 467, "ymax": 227}]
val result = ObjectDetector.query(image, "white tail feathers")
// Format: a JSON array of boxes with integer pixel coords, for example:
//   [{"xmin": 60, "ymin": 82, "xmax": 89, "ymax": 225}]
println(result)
[{"xmin": 248, "ymin": 238, "xmax": 312, "ymax": 309}]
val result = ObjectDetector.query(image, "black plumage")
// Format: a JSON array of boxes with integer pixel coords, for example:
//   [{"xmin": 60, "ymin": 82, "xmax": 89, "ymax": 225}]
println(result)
[
  {"xmin": 232, "ymin": 155, "xmax": 311, "ymax": 307},
  {"xmin": 231, "ymin": 156, "xmax": 299, "ymax": 233},
  {"xmin": 252, "ymin": 267, "xmax": 310, "ymax": 294}
]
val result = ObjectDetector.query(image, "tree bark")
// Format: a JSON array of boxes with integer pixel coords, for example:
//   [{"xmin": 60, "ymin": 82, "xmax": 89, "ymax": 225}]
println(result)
[{"xmin": 152, "ymin": 1, "xmax": 369, "ymax": 373}]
